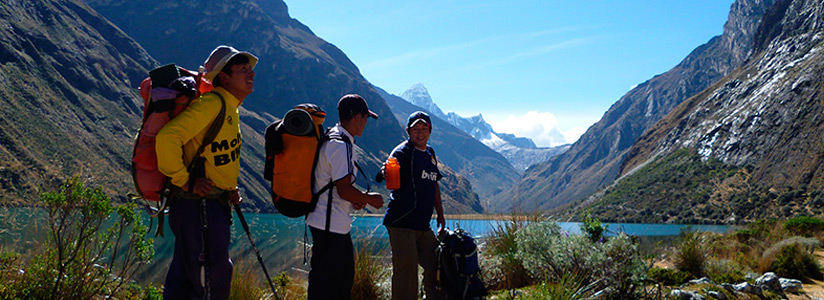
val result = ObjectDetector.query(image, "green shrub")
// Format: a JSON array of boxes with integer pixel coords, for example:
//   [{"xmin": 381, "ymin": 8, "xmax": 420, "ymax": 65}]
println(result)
[
  {"xmin": 784, "ymin": 216, "xmax": 824, "ymax": 236},
  {"xmin": 705, "ymin": 259, "xmax": 745, "ymax": 284},
  {"xmin": 0, "ymin": 177, "xmax": 154, "ymax": 299},
  {"xmin": 594, "ymin": 234, "xmax": 647, "ymax": 299},
  {"xmin": 767, "ymin": 242, "xmax": 822, "ymax": 281},
  {"xmin": 580, "ymin": 210, "xmax": 607, "ymax": 243},
  {"xmin": 0, "ymin": 250, "xmax": 20, "ymax": 269},
  {"xmin": 515, "ymin": 221, "xmax": 647, "ymax": 299},
  {"xmin": 485, "ymin": 217, "xmax": 533, "ymax": 289},
  {"xmin": 674, "ymin": 230, "xmax": 706, "ymax": 278},
  {"xmin": 647, "ymin": 268, "xmax": 691, "ymax": 286},
  {"xmin": 732, "ymin": 229, "xmax": 754, "ymax": 243},
  {"xmin": 528, "ymin": 273, "xmax": 598, "ymax": 300},
  {"xmin": 516, "ymin": 221, "xmax": 590, "ymax": 281}
]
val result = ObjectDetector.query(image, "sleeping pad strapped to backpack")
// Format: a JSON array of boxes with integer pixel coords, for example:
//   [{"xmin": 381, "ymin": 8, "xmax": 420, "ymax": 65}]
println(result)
[
  {"xmin": 263, "ymin": 104, "xmax": 329, "ymax": 218},
  {"xmin": 437, "ymin": 228, "xmax": 488, "ymax": 300}
]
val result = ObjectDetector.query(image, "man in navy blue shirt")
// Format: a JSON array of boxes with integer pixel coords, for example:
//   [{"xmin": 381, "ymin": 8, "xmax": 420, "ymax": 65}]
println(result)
[{"xmin": 383, "ymin": 111, "xmax": 446, "ymax": 300}]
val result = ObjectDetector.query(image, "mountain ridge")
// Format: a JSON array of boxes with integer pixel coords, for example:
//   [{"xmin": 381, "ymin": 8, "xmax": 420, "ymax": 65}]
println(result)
[
  {"xmin": 570, "ymin": 0, "xmax": 824, "ymax": 224},
  {"xmin": 494, "ymin": 0, "xmax": 778, "ymax": 212}
]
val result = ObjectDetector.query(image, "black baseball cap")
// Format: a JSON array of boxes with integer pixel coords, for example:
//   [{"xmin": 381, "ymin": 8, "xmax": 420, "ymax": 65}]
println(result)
[
  {"xmin": 337, "ymin": 94, "xmax": 378, "ymax": 119},
  {"xmin": 407, "ymin": 111, "xmax": 431, "ymax": 128}
]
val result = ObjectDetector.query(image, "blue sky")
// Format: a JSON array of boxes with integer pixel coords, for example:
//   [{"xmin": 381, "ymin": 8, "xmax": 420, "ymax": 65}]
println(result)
[{"xmin": 285, "ymin": 1, "xmax": 734, "ymax": 147}]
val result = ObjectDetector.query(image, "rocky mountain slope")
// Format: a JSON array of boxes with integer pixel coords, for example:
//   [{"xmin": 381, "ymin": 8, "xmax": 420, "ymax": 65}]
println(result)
[
  {"xmin": 376, "ymin": 86, "xmax": 519, "ymax": 199},
  {"xmin": 584, "ymin": 0, "xmax": 824, "ymax": 224},
  {"xmin": 0, "ymin": 0, "xmax": 155, "ymax": 203},
  {"xmin": 0, "ymin": 0, "xmax": 484, "ymax": 213},
  {"xmin": 492, "ymin": 0, "xmax": 777, "ymax": 212},
  {"xmin": 399, "ymin": 84, "xmax": 569, "ymax": 171}
]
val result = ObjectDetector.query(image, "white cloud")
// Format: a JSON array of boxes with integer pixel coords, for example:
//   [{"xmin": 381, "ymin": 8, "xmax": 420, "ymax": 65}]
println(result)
[
  {"xmin": 490, "ymin": 111, "xmax": 569, "ymax": 147},
  {"xmin": 562, "ymin": 127, "xmax": 587, "ymax": 144}
]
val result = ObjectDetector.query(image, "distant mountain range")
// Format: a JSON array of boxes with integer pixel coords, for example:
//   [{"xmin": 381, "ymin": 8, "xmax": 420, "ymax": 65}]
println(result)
[{"xmin": 398, "ymin": 83, "xmax": 569, "ymax": 171}]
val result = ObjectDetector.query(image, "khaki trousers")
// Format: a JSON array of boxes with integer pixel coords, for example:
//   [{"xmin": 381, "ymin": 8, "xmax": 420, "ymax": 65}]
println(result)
[{"xmin": 387, "ymin": 226, "xmax": 446, "ymax": 300}]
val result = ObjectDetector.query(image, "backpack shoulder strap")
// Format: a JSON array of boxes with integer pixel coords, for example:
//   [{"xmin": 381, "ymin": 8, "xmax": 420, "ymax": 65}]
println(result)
[
  {"xmin": 193, "ymin": 91, "xmax": 226, "ymax": 160},
  {"xmin": 317, "ymin": 131, "xmax": 365, "ymax": 232},
  {"xmin": 186, "ymin": 92, "xmax": 226, "ymax": 191}
]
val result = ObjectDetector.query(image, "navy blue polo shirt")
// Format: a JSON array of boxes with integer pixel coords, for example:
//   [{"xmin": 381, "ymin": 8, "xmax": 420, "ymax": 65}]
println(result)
[{"xmin": 383, "ymin": 140, "xmax": 442, "ymax": 231}]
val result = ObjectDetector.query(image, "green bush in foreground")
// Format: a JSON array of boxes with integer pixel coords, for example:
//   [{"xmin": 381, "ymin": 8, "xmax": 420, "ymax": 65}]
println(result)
[
  {"xmin": 648, "ymin": 267, "xmax": 691, "ymax": 286},
  {"xmin": 674, "ymin": 230, "xmax": 706, "ymax": 278},
  {"xmin": 0, "ymin": 177, "xmax": 154, "ymax": 299},
  {"xmin": 515, "ymin": 220, "xmax": 647, "ymax": 299},
  {"xmin": 527, "ymin": 273, "xmax": 597, "ymax": 300},
  {"xmin": 704, "ymin": 259, "xmax": 745, "ymax": 284},
  {"xmin": 485, "ymin": 217, "xmax": 534, "ymax": 290},
  {"xmin": 767, "ymin": 242, "xmax": 822, "ymax": 281}
]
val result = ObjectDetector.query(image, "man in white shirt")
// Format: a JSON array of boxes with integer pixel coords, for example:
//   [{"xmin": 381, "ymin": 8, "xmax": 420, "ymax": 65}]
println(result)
[{"xmin": 306, "ymin": 94, "xmax": 384, "ymax": 300}]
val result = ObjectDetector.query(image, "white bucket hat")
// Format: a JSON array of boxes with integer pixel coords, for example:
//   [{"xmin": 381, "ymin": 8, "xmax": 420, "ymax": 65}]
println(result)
[{"xmin": 201, "ymin": 45, "xmax": 258, "ymax": 81}]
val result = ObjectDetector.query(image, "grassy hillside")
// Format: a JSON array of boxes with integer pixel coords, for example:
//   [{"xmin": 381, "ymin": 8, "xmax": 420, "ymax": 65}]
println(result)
[
  {"xmin": 0, "ymin": 0, "xmax": 154, "ymax": 203},
  {"xmin": 561, "ymin": 148, "xmax": 824, "ymax": 224}
]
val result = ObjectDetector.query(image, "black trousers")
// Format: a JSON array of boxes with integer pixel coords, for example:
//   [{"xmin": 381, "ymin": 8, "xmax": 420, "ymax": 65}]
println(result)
[
  {"xmin": 308, "ymin": 226, "xmax": 355, "ymax": 300},
  {"xmin": 163, "ymin": 197, "xmax": 233, "ymax": 300}
]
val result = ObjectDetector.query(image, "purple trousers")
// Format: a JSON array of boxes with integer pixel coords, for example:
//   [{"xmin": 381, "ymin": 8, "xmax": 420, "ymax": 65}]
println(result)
[{"xmin": 163, "ymin": 197, "xmax": 233, "ymax": 300}]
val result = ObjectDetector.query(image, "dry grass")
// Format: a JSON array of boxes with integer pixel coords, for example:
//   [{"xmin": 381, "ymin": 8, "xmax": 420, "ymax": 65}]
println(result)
[{"xmin": 351, "ymin": 240, "xmax": 390, "ymax": 300}]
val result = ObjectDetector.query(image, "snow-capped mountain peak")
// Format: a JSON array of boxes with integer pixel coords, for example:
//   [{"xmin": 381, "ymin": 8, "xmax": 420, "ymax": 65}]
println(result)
[
  {"xmin": 400, "ymin": 83, "xmax": 447, "ymax": 119},
  {"xmin": 397, "ymin": 83, "xmax": 568, "ymax": 170}
]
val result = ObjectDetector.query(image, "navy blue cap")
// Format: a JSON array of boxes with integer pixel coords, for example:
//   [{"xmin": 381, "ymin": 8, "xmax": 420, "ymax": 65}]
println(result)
[
  {"xmin": 407, "ymin": 111, "xmax": 432, "ymax": 128},
  {"xmin": 337, "ymin": 94, "xmax": 378, "ymax": 119}
]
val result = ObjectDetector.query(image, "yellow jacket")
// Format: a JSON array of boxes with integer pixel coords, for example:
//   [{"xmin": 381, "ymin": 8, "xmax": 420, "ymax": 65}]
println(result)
[{"xmin": 156, "ymin": 87, "xmax": 242, "ymax": 191}]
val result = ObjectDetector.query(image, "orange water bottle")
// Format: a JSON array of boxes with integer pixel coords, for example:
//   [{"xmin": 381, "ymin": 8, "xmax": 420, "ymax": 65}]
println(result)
[{"xmin": 385, "ymin": 157, "xmax": 400, "ymax": 190}]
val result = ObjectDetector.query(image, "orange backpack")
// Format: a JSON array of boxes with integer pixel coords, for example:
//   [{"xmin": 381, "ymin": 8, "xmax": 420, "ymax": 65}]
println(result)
[
  {"xmin": 130, "ymin": 64, "xmax": 223, "ymax": 216},
  {"xmin": 263, "ymin": 104, "xmax": 331, "ymax": 217}
]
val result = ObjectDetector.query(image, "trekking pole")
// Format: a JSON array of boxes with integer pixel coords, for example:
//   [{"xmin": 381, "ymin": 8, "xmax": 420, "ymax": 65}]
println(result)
[{"xmin": 233, "ymin": 203, "xmax": 281, "ymax": 300}]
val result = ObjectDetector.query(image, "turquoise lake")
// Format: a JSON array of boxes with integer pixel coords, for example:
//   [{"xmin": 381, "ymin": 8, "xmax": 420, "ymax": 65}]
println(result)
[{"xmin": 0, "ymin": 207, "xmax": 735, "ymax": 284}]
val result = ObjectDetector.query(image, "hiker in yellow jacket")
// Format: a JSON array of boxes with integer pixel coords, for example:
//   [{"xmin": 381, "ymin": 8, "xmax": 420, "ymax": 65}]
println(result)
[{"xmin": 156, "ymin": 45, "xmax": 257, "ymax": 300}]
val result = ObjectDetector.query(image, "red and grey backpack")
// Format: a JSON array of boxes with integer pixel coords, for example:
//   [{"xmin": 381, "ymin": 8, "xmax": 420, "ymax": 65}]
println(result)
[{"xmin": 129, "ymin": 64, "xmax": 225, "ymax": 235}]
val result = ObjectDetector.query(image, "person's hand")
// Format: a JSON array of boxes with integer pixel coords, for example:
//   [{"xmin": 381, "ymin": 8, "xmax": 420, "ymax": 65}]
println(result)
[
  {"xmin": 437, "ymin": 214, "xmax": 446, "ymax": 235},
  {"xmin": 190, "ymin": 178, "xmax": 213, "ymax": 197},
  {"xmin": 231, "ymin": 189, "xmax": 242, "ymax": 205},
  {"xmin": 375, "ymin": 166, "xmax": 386, "ymax": 183},
  {"xmin": 353, "ymin": 203, "xmax": 367, "ymax": 210},
  {"xmin": 366, "ymin": 192, "xmax": 384, "ymax": 209}
]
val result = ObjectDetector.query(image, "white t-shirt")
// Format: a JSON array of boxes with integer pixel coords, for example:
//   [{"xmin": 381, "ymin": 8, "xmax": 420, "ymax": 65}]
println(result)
[{"xmin": 306, "ymin": 124, "xmax": 357, "ymax": 234}]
